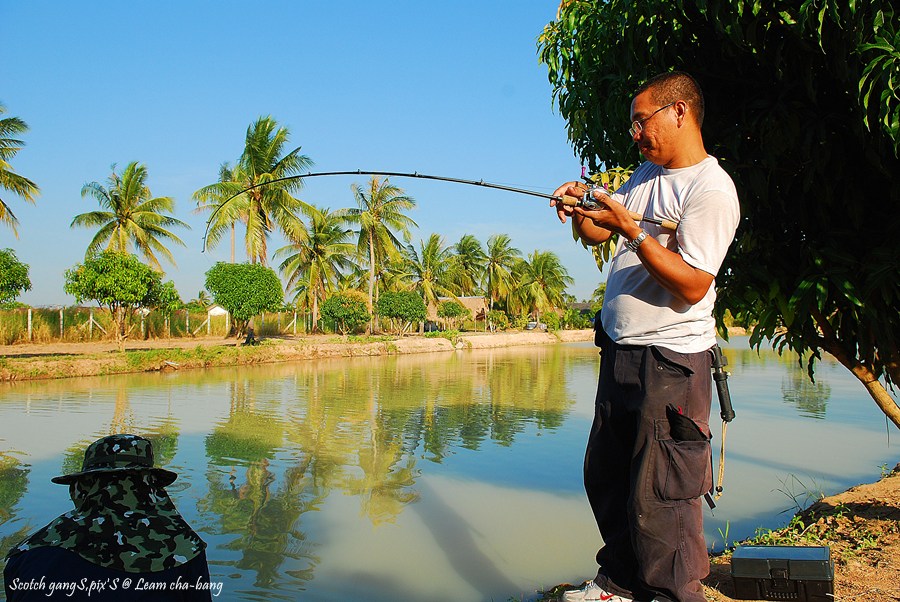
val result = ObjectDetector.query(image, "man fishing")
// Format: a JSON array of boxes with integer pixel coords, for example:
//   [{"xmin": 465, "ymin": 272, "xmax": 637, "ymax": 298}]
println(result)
[{"xmin": 551, "ymin": 71, "xmax": 740, "ymax": 602}]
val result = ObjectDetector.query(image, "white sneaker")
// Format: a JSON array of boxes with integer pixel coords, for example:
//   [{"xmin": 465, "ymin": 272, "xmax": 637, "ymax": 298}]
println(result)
[{"xmin": 562, "ymin": 580, "xmax": 634, "ymax": 602}]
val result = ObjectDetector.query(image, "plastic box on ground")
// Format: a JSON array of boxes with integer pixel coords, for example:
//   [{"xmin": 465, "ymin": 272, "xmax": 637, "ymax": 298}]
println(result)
[{"xmin": 731, "ymin": 545, "xmax": 834, "ymax": 601}]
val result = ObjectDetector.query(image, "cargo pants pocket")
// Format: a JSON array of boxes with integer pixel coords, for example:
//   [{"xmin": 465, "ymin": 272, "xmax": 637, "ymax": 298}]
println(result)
[{"xmin": 653, "ymin": 418, "xmax": 713, "ymax": 501}]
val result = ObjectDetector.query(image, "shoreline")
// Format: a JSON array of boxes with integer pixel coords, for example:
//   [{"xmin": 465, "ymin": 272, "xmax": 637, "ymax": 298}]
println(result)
[
  {"xmin": 547, "ymin": 463, "xmax": 900, "ymax": 601},
  {"xmin": 0, "ymin": 329, "xmax": 595, "ymax": 382}
]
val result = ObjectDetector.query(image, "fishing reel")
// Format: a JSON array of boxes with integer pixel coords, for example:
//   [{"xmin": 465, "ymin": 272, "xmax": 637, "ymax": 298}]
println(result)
[
  {"xmin": 577, "ymin": 166, "xmax": 614, "ymax": 210},
  {"xmin": 555, "ymin": 184, "xmax": 612, "ymax": 211},
  {"xmin": 580, "ymin": 185, "xmax": 612, "ymax": 210}
]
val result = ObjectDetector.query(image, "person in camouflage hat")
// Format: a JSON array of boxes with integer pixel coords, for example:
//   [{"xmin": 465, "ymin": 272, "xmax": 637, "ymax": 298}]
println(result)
[{"xmin": 4, "ymin": 434, "xmax": 214, "ymax": 601}]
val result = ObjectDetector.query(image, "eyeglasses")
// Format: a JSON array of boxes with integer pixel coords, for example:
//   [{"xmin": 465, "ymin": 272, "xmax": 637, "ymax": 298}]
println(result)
[{"xmin": 628, "ymin": 102, "xmax": 675, "ymax": 137}]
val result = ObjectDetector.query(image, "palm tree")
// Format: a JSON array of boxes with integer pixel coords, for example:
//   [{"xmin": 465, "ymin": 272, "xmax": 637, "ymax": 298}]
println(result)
[
  {"xmin": 344, "ymin": 177, "xmax": 417, "ymax": 326},
  {"xmin": 193, "ymin": 162, "xmax": 244, "ymax": 263},
  {"xmin": 402, "ymin": 234, "xmax": 457, "ymax": 310},
  {"xmin": 484, "ymin": 234, "xmax": 521, "ymax": 310},
  {"xmin": 71, "ymin": 162, "xmax": 188, "ymax": 270},
  {"xmin": 511, "ymin": 250, "xmax": 573, "ymax": 324},
  {"xmin": 0, "ymin": 103, "xmax": 40, "ymax": 236},
  {"xmin": 194, "ymin": 116, "xmax": 313, "ymax": 265},
  {"xmin": 448, "ymin": 234, "xmax": 486, "ymax": 296},
  {"xmin": 274, "ymin": 206, "xmax": 356, "ymax": 331}
]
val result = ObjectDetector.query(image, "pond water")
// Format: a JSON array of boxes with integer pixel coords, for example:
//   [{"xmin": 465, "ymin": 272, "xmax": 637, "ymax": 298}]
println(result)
[{"xmin": 0, "ymin": 338, "xmax": 896, "ymax": 601}]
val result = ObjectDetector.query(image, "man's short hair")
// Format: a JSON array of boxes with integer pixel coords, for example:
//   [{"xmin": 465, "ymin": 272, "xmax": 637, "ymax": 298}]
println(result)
[{"xmin": 636, "ymin": 71, "xmax": 705, "ymax": 127}]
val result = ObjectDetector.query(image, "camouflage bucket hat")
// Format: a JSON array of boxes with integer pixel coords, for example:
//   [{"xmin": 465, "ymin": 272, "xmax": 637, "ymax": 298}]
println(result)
[{"xmin": 51, "ymin": 433, "xmax": 178, "ymax": 486}]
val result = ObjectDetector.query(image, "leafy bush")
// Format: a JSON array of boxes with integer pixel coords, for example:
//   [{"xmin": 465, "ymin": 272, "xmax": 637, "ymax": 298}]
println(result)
[
  {"xmin": 205, "ymin": 262, "xmax": 284, "ymax": 335},
  {"xmin": 543, "ymin": 312, "xmax": 561, "ymax": 331},
  {"xmin": 437, "ymin": 300, "xmax": 469, "ymax": 330},
  {"xmin": 321, "ymin": 291, "xmax": 370, "ymax": 335},
  {"xmin": 0, "ymin": 249, "xmax": 31, "ymax": 305},
  {"xmin": 563, "ymin": 308, "xmax": 592, "ymax": 330},
  {"xmin": 486, "ymin": 309, "xmax": 509, "ymax": 331},
  {"xmin": 376, "ymin": 291, "xmax": 426, "ymax": 335},
  {"xmin": 64, "ymin": 252, "xmax": 163, "ymax": 349}
]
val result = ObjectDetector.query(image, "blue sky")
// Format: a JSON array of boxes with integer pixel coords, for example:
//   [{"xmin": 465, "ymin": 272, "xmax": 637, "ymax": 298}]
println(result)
[{"xmin": 2, "ymin": 1, "xmax": 614, "ymax": 306}]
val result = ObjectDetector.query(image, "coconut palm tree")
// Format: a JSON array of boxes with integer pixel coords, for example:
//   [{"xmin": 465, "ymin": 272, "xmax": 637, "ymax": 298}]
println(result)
[
  {"xmin": 484, "ymin": 234, "xmax": 521, "ymax": 310},
  {"xmin": 448, "ymin": 234, "xmax": 486, "ymax": 296},
  {"xmin": 71, "ymin": 162, "xmax": 188, "ymax": 270},
  {"xmin": 274, "ymin": 206, "xmax": 356, "ymax": 331},
  {"xmin": 194, "ymin": 116, "xmax": 313, "ymax": 265},
  {"xmin": 193, "ymin": 162, "xmax": 245, "ymax": 263},
  {"xmin": 511, "ymin": 250, "xmax": 573, "ymax": 324},
  {"xmin": 344, "ymin": 177, "xmax": 417, "ymax": 325},
  {"xmin": 0, "ymin": 103, "xmax": 40, "ymax": 236},
  {"xmin": 402, "ymin": 234, "xmax": 457, "ymax": 310}
]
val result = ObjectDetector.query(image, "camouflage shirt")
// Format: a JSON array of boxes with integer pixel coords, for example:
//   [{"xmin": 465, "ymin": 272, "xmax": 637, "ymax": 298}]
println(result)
[{"xmin": 6, "ymin": 473, "xmax": 205, "ymax": 573}]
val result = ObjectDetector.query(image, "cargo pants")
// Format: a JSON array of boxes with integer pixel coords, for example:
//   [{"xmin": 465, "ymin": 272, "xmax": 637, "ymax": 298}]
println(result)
[{"xmin": 586, "ymin": 329, "xmax": 713, "ymax": 602}]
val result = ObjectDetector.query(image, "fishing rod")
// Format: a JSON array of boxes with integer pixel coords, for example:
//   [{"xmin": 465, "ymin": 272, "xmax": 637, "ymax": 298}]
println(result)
[{"xmin": 200, "ymin": 170, "xmax": 678, "ymax": 252}]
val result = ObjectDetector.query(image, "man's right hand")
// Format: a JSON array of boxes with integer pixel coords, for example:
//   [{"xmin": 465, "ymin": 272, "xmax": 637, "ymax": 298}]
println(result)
[{"xmin": 551, "ymin": 181, "xmax": 587, "ymax": 224}]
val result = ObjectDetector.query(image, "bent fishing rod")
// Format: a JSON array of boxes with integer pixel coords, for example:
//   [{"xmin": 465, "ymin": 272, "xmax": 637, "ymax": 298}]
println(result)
[{"xmin": 201, "ymin": 170, "xmax": 678, "ymax": 252}]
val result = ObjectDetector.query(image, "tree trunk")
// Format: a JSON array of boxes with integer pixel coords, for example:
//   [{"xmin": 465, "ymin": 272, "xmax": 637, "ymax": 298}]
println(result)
[
  {"xmin": 368, "ymin": 231, "xmax": 376, "ymax": 334},
  {"xmin": 812, "ymin": 308, "xmax": 900, "ymax": 429},
  {"xmin": 116, "ymin": 306, "xmax": 127, "ymax": 352},
  {"xmin": 312, "ymin": 295, "xmax": 319, "ymax": 333},
  {"xmin": 817, "ymin": 338, "xmax": 900, "ymax": 429}
]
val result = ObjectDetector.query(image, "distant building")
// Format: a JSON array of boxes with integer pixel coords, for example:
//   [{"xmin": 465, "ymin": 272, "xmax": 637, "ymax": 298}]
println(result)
[
  {"xmin": 425, "ymin": 296, "xmax": 488, "ymax": 330},
  {"xmin": 569, "ymin": 302, "xmax": 594, "ymax": 316},
  {"xmin": 206, "ymin": 304, "xmax": 229, "ymax": 317}
]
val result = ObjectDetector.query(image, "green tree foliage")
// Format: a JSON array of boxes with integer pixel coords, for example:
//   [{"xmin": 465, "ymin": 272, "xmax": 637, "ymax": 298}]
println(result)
[
  {"xmin": 64, "ymin": 251, "xmax": 163, "ymax": 350},
  {"xmin": 194, "ymin": 117, "xmax": 313, "ymax": 265},
  {"xmin": 205, "ymin": 262, "xmax": 284, "ymax": 335},
  {"xmin": 449, "ymin": 234, "xmax": 487, "ymax": 296},
  {"xmin": 563, "ymin": 308, "xmax": 592, "ymax": 330},
  {"xmin": 376, "ymin": 291, "xmax": 426, "ymax": 336},
  {"xmin": 321, "ymin": 291, "xmax": 370, "ymax": 335},
  {"xmin": 155, "ymin": 280, "xmax": 182, "ymax": 338},
  {"xmin": 486, "ymin": 309, "xmax": 509, "ymax": 332},
  {"xmin": 0, "ymin": 248, "xmax": 31, "ymax": 305},
  {"xmin": 591, "ymin": 282, "xmax": 606, "ymax": 314},
  {"xmin": 484, "ymin": 234, "xmax": 521, "ymax": 311},
  {"xmin": 402, "ymin": 234, "xmax": 456, "ymax": 310},
  {"xmin": 437, "ymin": 300, "xmax": 469, "ymax": 330},
  {"xmin": 510, "ymin": 250, "xmax": 573, "ymax": 325},
  {"xmin": 543, "ymin": 311, "xmax": 561, "ymax": 331},
  {"xmin": 0, "ymin": 103, "xmax": 40, "ymax": 236},
  {"xmin": 345, "ymin": 177, "xmax": 417, "ymax": 326},
  {"xmin": 155, "ymin": 281, "xmax": 182, "ymax": 315},
  {"xmin": 539, "ymin": 1, "xmax": 900, "ymax": 427},
  {"xmin": 71, "ymin": 162, "xmax": 189, "ymax": 270},
  {"xmin": 274, "ymin": 205, "xmax": 355, "ymax": 331},
  {"xmin": 194, "ymin": 162, "xmax": 242, "ymax": 263}
]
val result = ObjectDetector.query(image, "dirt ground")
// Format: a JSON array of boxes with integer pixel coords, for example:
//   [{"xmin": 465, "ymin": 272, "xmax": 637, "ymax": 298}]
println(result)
[
  {"xmin": 0, "ymin": 334, "xmax": 257, "ymax": 357},
  {"xmin": 553, "ymin": 466, "xmax": 900, "ymax": 601},
  {"xmin": 0, "ymin": 330, "xmax": 593, "ymax": 382},
  {"xmin": 703, "ymin": 463, "xmax": 900, "ymax": 602},
  {"xmin": 0, "ymin": 330, "xmax": 590, "ymax": 358}
]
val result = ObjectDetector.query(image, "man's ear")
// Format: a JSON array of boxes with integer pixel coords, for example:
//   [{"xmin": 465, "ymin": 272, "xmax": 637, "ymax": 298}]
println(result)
[{"xmin": 674, "ymin": 100, "xmax": 689, "ymax": 127}]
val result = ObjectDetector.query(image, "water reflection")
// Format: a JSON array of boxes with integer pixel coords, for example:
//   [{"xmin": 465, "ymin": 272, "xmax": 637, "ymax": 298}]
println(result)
[
  {"xmin": 781, "ymin": 369, "xmax": 831, "ymax": 419},
  {"xmin": 0, "ymin": 340, "xmax": 895, "ymax": 601}
]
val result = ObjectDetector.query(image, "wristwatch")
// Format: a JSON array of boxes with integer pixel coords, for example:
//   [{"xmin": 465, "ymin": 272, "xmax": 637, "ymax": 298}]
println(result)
[{"xmin": 624, "ymin": 230, "xmax": 648, "ymax": 252}]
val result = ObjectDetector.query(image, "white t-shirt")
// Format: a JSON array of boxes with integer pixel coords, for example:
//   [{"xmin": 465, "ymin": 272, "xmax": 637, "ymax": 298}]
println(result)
[{"xmin": 600, "ymin": 156, "xmax": 740, "ymax": 353}]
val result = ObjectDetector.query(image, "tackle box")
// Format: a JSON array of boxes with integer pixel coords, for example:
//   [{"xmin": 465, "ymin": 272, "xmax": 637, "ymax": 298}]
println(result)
[{"xmin": 731, "ymin": 545, "xmax": 834, "ymax": 601}]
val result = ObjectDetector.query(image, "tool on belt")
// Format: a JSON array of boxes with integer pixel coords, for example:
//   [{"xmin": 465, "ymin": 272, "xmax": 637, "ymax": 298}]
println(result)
[{"xmin": 705, "ymin": 345, "xmax": 735, "ymax": 509}]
